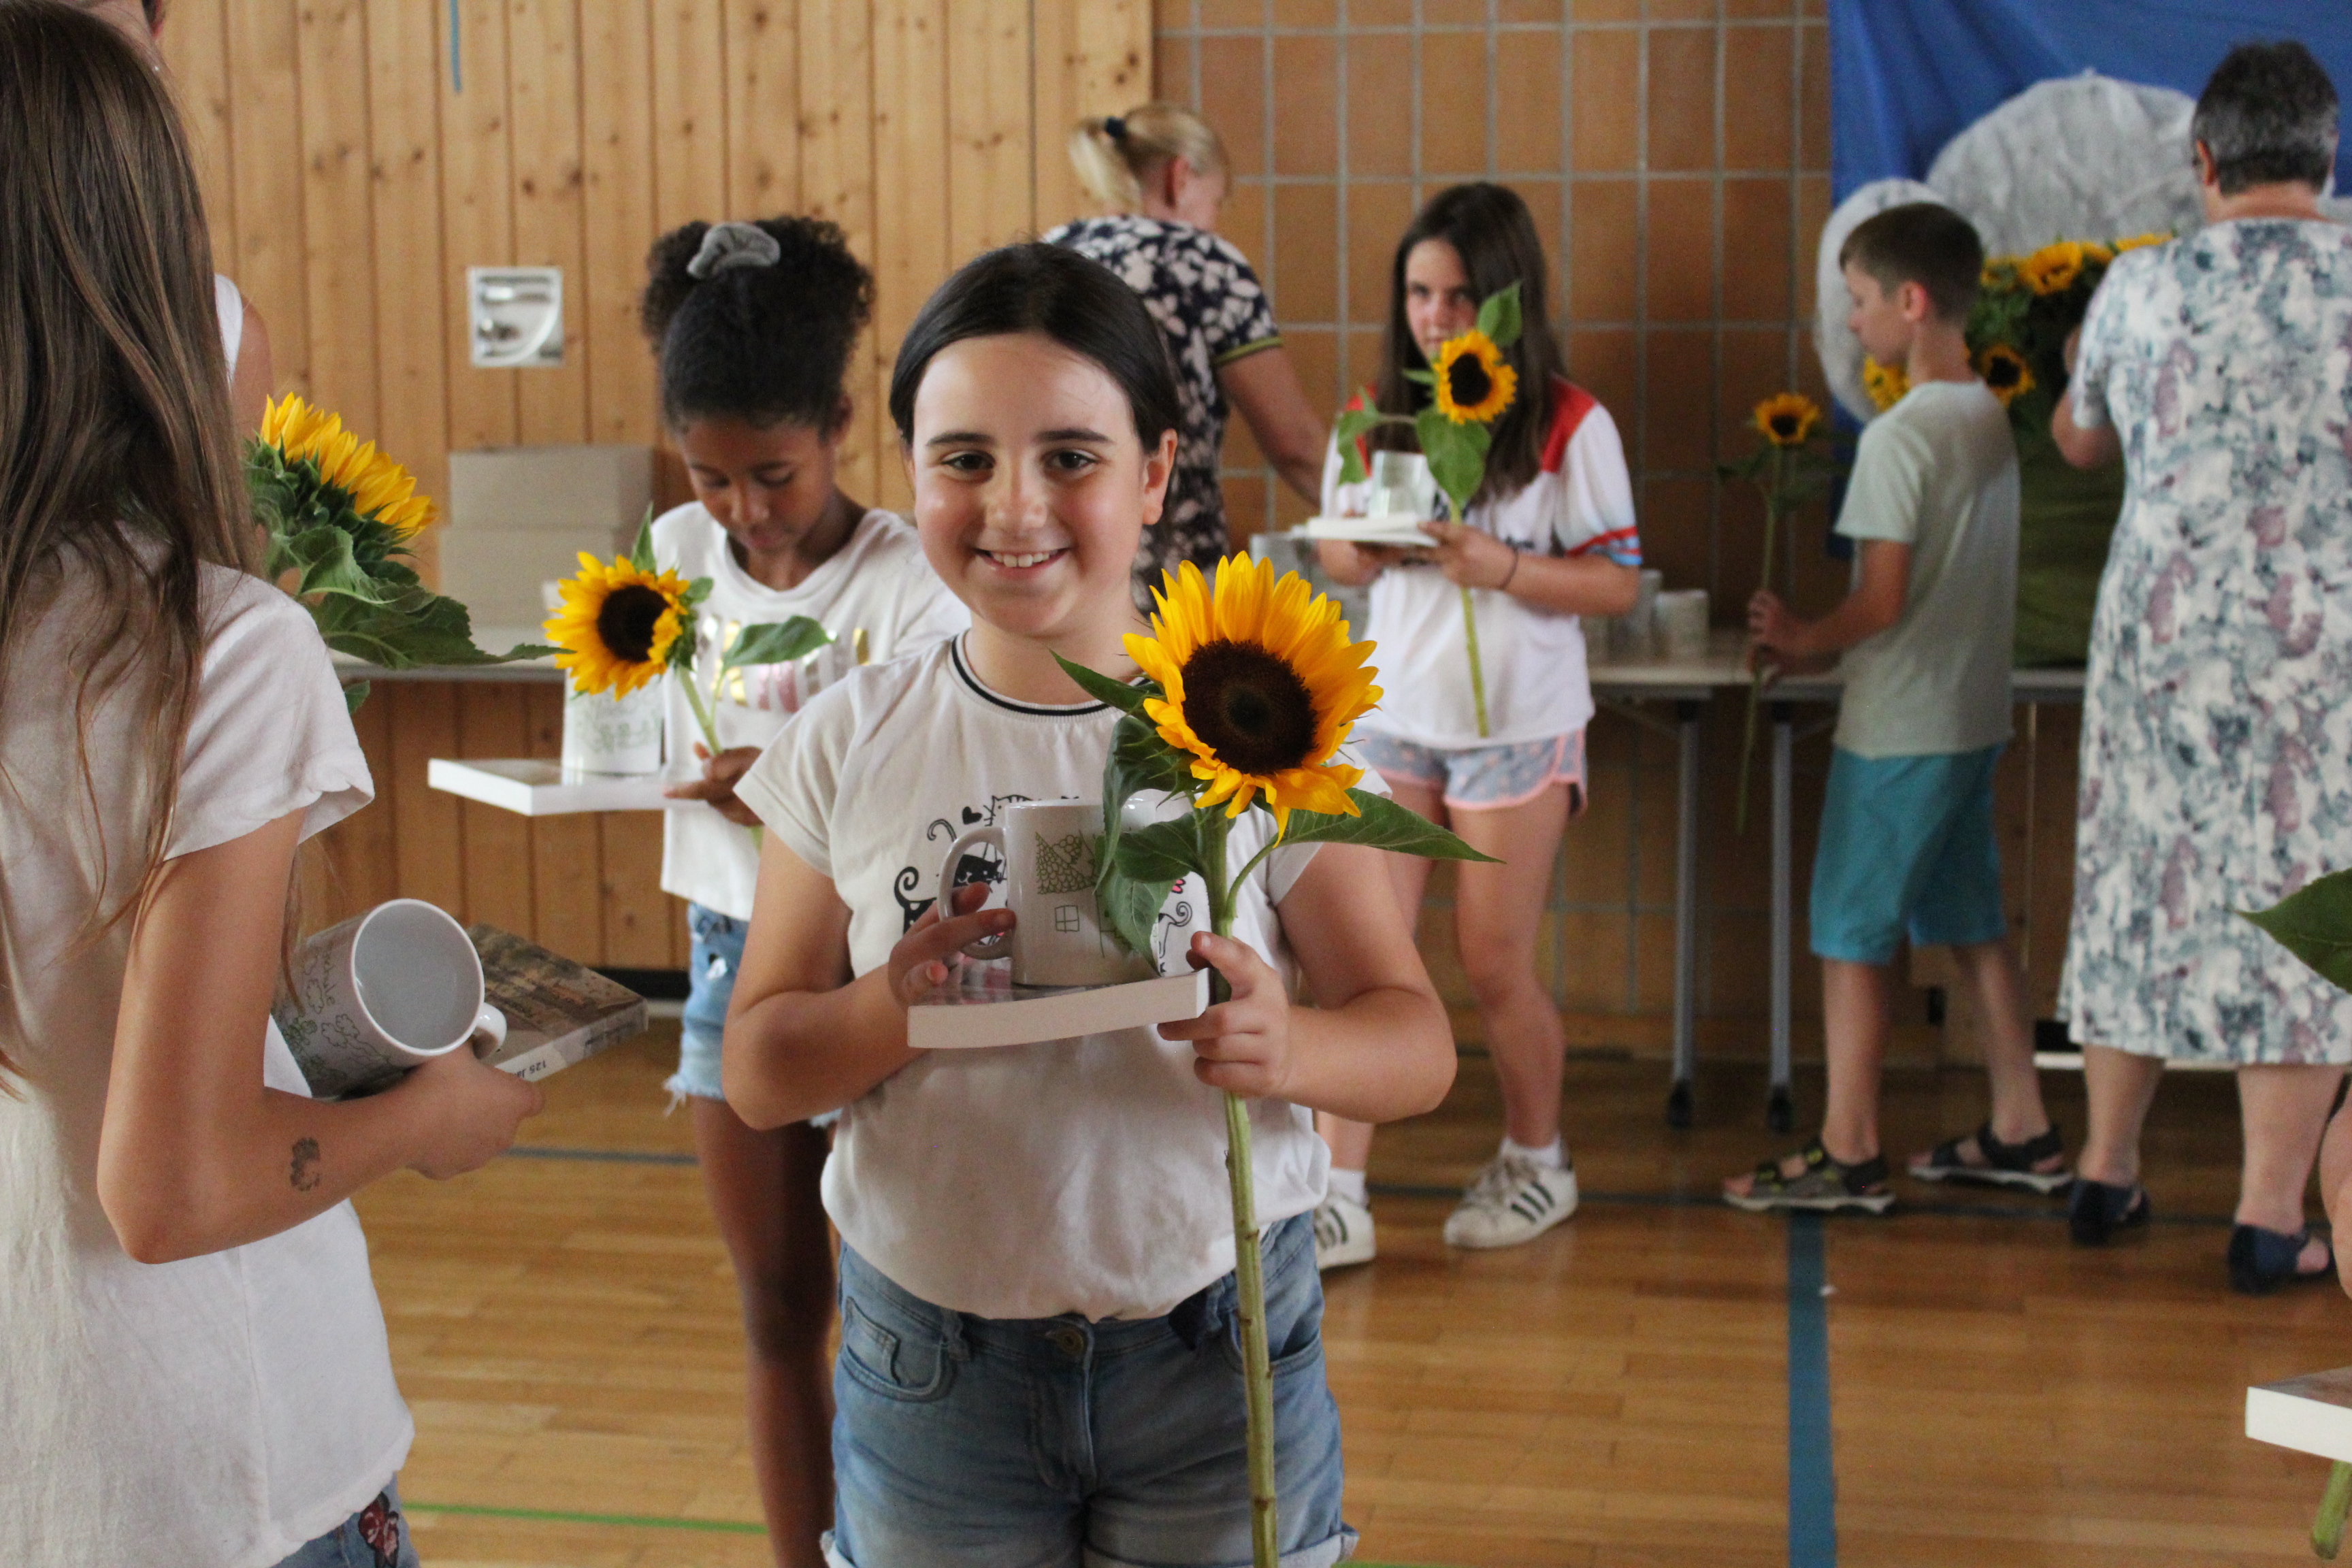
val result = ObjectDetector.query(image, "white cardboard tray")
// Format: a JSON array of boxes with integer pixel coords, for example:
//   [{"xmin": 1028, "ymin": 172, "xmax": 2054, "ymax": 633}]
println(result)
[
  {"xmin": 909, "ymin": 966, "xmax": 1210, "ymax": 1050},
  {"xmin": 1297, "ymin": 514, "xmax": 1437, "ymax": 547},
  {"xmin": 2249, "ymin": 1369, "xmax": 2352, "ymax": 1463},
  {"xmin": 428, "ymin": 757, "xmax": 676, "ymax": 816}
]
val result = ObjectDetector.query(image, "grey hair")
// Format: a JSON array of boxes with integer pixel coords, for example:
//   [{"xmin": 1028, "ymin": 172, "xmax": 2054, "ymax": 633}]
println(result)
[{"xmin": 2192, "ymin": 40, "xmax": 2339, "ymax": 195}]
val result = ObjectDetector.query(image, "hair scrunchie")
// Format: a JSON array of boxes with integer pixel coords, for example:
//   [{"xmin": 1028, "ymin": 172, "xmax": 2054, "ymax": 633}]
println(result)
[
  {"xmin": 686, "ymin": 221, "xmax": 783, "ymax": 280},
  {"xmin": 1104, "ymin": 115, "xmax": 1128, "ymax": 142}
]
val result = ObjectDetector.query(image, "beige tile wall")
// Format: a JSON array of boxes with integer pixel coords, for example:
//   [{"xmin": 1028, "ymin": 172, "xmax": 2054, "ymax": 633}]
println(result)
[{"xmin": 1156, "ymin": 0, "xmax": 1876, "ymax": 1043}]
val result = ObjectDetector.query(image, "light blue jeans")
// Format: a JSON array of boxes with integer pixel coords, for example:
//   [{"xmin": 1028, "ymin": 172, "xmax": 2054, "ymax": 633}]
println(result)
[
  {"xmin": 270, "ymin": 1480, "xmax": 417, "ymax": 1568},
  {"xmin": 666, "ymin": 902, "xmax": 745, "ymax": 1103},
  {"xmin": 826, "ymin": 1213, "xmax": 1356, "ymax": 1568}
]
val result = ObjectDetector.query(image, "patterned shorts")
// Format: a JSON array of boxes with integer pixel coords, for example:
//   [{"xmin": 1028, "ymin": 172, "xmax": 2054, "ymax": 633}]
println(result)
[{"xmin": 1355, "ymin": 730, "xmax": 1586, "ymax": 813}]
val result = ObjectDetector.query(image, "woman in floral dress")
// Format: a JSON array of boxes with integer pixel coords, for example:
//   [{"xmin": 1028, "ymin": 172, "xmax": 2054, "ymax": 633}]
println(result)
[
  {"xmin": 2053, "ymin": 41, "xmax": 2352, "ymax": 1292},
  {"xmin": 1049, "ymin": 103, "xmax": 1329, "ymax": 606}
]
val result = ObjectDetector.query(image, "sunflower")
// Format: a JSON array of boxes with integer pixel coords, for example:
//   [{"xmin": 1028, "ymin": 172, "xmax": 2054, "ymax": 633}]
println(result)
[
  {"xmin": 1431, "ymin": 329, "xmax": 1518, "ymax": 425},
  {"xmin": 1974, "ymin": 343, "xmax": 2035, "ymax": 407},
  {"xmin": 260, "ymin": 395, "xmax": 435, "ymax": 537},
  {"xmin": 1126, "ymin": 555, "xmax": 1381, "ymax": 834},
  {"xmin": 1752, "ymin": 391, "xmax": 1823, "ymax": 447},
  {"xmin": 2112, "ymin": 231, "xmax": 2170, "ymax": 254},
  {"xmin": 1862, "ymin": 357, "xmax": 1909, "ymax": 413},
  {"xmin": 2016, "ymin": 241, "xmax": 2091, "ymax": 296},
  {"xmin": 543, "ymin": 553, "xmax": 695, "ymax": 696}
]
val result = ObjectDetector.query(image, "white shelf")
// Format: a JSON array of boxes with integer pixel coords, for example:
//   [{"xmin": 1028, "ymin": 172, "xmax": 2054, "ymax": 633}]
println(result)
[
  {"xmin": 2250, "ymin": 1369, "xmax": 2352, "ymax": 1464},
  {"xmin": 427, "ymin": 757, "xmax": 675, "ymax": 816},
  {"xmin": 909, "ymin": 966, "xmax": 1210, "ymax": 1050}
]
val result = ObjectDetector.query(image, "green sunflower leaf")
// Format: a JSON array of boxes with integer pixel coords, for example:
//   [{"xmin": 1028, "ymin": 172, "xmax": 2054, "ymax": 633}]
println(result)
[
  {"xmin": 280, "ymin": 525, "xmax": 398, "ymax": 604},
  {"xmin": 1277, "ymin": 789, "xmax": 1500, "ymax": 862},
  {"xmin": 1476, "ymin": 281, "xmax": 1524, "ymax": 350},
  {"xmin": 1117, "ymin": 815, "xmax": 1213, "ymax": 884},
  {"xmin": 723, "ymin": 616, "xmax": 832, "ymax": 672},
  {"xmin": 1098, "ymin": 864, "xmax": 1179, "ymax": 962},
  {"xmin": 1403, "ymin": 368, "xmax": 1435, "ymax": 386},
  {"xmin": 1416, "ymin": 409, "xmax": 1487, "ymax": 521},
  {"xmin": 1333, "ymin": 406, "xmax": 1398, "ymax": 487},
  {"xmin": 2240, "ymin": 869, "xmax": 2352, "ymax": 993},
  {"xmin": 1095, "ymin": 712, "xmax": 1195, "ymax": 956},
  {"xmin": 1051, "ymin": 653, "xmax": 1152, "ymax": 715},
  {"xmin": 341, "ymin": 679, "xmax": 372, "ymax": 716},
  {"xmin": 627, "ymin": 505, "xmax": 657, "ymax": 573}
]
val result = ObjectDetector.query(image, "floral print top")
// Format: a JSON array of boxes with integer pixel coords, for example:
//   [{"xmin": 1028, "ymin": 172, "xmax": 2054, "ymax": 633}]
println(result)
[
  {"xmin": 2061, "ymin": 219, "xmax": 2352, "ymax": 1063},
  {"xmin": 1044, "ymin": 214, "xmax": 1284, "ymax": 604}
]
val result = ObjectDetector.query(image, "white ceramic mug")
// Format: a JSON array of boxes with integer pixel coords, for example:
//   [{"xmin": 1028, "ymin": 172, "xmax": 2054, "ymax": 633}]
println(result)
[
  {"xmin": 272, "ymin": 899, "xmax": 508, "ymax": 1098},
  {"xmin": 561, "ymin": 681, "xmax": 664, "ymax": 777},
  {"xmin": 937, "ymin": 800, "xmax": 1156, "ymax": 989}
]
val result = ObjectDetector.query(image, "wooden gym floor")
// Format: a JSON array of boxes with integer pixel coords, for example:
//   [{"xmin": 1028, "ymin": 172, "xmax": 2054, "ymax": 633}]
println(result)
[{"xmin": 359, "ymin": 1026, "xmax": 2344, "ymax": 1567}]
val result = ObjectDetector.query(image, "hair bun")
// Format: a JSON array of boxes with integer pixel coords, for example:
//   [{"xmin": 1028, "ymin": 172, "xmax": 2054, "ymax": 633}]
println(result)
[
  {"xmin": 1103, "ymin": 115, "xmax": 1127, "ymax": 142},
  {"xmin": 686, "ymin": 221, "xmax": 783, "ymax": 280}
]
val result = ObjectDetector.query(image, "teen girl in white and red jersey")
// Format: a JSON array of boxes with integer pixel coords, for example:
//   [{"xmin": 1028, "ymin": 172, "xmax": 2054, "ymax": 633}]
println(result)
[{"xmin": 1314, "ymin": 182, "xmax": 1642, "ymax": 1263}]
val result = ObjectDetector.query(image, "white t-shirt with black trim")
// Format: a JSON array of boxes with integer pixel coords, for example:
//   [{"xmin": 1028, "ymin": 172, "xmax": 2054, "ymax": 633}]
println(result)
[
  {"xmin": 0, "ymin": 563, "xmax": 406, "ymax": 1568},
  {"xmin": 1323, "ymin": 377, "xmax": 1641, "ymax": 747},
  {"xmin": 732, "ymin": 635, "xmax": 1333, "ymax": 1322},
  {"xmin": 655, "ymin": 504, "xmax": 968, "ymax": 919}
]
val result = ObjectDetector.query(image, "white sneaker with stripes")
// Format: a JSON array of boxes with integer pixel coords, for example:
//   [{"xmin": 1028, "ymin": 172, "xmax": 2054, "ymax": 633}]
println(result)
[
  {"xmin": 1312, "ymin": 1192, "xmax": 1377, "ymax": 1270},
  {"xmin": 1442, "ymin": 1153, "xmax": 1579, "ymax": 1250}
]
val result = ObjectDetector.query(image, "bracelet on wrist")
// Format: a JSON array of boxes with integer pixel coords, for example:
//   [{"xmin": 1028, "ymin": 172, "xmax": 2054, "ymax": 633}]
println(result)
[{"xmin": 1497, "ymin": 547, "xmax": 1520, "ymax": 591}]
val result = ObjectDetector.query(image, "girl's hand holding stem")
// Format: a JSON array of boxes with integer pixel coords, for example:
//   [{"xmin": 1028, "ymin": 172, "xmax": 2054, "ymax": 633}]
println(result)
[
  {"xmin": 1417, "ymin": 519, "xmax": 1517, "ymax": 591},
  {"xmin": 662, "ymin": 742, "xmax": 766, "ymax": 827},
  {"xmin": 1159, "ymin": 932, "xmax": 1296, "ymax": 1098}
]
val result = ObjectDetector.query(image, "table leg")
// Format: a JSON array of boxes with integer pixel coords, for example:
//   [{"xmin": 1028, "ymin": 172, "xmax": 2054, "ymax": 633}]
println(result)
[
  {"xmin": 1768, "ymin": 702, "xmax": 1794, "ymax": 1132},
  {"xmin": 1668, "ymin": 700, "xmax": 1701, "ymax": 1128}
]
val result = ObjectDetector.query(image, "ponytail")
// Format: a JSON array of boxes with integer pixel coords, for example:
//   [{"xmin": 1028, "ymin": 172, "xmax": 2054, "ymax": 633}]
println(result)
[{"xmin": 1068, "ymin": 102, "xmax": 1228, "ymax": 212}]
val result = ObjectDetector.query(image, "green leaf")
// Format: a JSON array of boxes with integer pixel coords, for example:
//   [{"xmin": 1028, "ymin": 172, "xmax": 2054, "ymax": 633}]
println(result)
[
  {"xmin": 1099, "ymin": 864, "xmax": 1178, "ymax": 961},
  {"xmin": 281, "ymin": 525, "xmax": 397, "ymax": 604},
  {"xmin": 1332, "ymin": 406, "xmax": 1396, "ymax": 487},
  {"xmin": 1117, "ymin": 815, "xmax": 1211, "ymax": 884},
  {"xmin": 1475, "ymin": 281, "xmax": 1524, "ymax": 350},
  {"xmin": 313, "ymin": 586, "xmax": 553, "ymax": 668},
  {"xmin": 723, "ymin": 616, "xmax": 833, "ymax": 671},
  {"xmin": 1279, "ymin": 789, "xmax": 1499, "ymax": 862},
  {"xmin": 1402, "ymin": 368, "xmax": 1435, "ymax": 385},
  {"xmin": 1095, "ymin": 712, "xmax": 1196, "ymax": 954},
  {"xmin": 342, "ymin": 679, "xmax": 372, "ymax": 715},
  {"xmin": 1051, "ymin": 652, "xmax": 1153, "ymax": 715},
  {"xmin": 2240, "ymin": 869, "xmax": 2352, "ymax": 993},
  {"xmin": 1416, "ymin": 408, "xmax": 1486, "ymax": 521},
  {"xmin": 627, "ymin": 506, "xmax": 657, "ymax": 572}
]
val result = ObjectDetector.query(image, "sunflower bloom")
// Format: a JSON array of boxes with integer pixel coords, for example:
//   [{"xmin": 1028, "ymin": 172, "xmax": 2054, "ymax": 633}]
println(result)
[
  {"xmin": 1753, "ymin": 392, "xmax": 1823, "ymax": 447},
  {"xmin": 1431, "ymin": 329, "xmax": 1518, "ymax": 425},
  {"xmin": 1974, "ymin": 343, "xmax": 2036, "ymax": 407},
  {"xmin": 543, "ymin": 553, "xmax": 694, "ymax": 697},
  {"xmin": 1862, "ymin": 357, "xmax": 1909, "ymax": 412},
  {"xmin": 260, "ymin": 395, "xmax": 436, "ymax": 536},
  {"xmin": 1126, "ymin": 556, "xmax": 1380, "ymax": 835},
  {"xmin": 2017, "ymin": 241, "xmax": 2089, "ymax": 295}
]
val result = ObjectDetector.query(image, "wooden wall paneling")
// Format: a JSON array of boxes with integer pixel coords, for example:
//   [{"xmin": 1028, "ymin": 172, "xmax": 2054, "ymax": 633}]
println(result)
[
  {"xmin": 524, "ymin": 685, "xmax": 606, "ymax": 965},
  {"xmin": 161, "ymin": 1, "xmax": 239, "ymax": 290},
  {"xmin": 947, "ymin": 0, "xmax": 1037, "ymax": 257},
  {"xmin": 598, "ymin": 815, "xmax": 675, "ymax": 967},
  {"xmin": 869, "ymin": 0, "xmax": 949, "ymax": 517},
  {"xmin": 438, "ymin": 0, "xmax": 519, "ymax": 453},
  {"xmin": 651, "ymin": 0, "xmax": 731, "ymax": 231},
  {"xmin": 387, "ymin": 683, "xmax": 467, "ymax": 917},
  {"xmin": 1032, "ymin": 0, "xmax": 1152, "ymax": 235},
  {"xmin": 316, "ymin": 687, "xmax": 403, "ymax": 931},
  {"xmin": 365, "ymin": 0, "xmax": 454, "ymax": 581},
  {"xmin": 508, "ymin": 0, "xmax": 591, "ymax": 446},
  {"xmin": 725, "ymin": 0, "xmax": 801, "ymax": 218},
  {"xmin": 581, "ymin": 0, "xmax": 659, "ymax": 450},
  {"xmin": 797, "ymin": 0, "xmax": 879, "ymax": 500},
  {"xmin": 295, "ymin": 0, "xmax": 378, "ymax": 433},
  {"xmin": 456, "ymin": 686, "xmax": 538, "ymax": 935},
  {"xmin": 224, "ymin": 0, "xmax": 310, "ymax": 397}
]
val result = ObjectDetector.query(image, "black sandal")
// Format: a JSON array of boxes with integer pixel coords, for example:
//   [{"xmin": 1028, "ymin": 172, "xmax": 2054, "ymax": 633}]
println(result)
[
  {"xmin": 2228, "ymin": 1224, "xmax": 2336, "ymax": 1296},
  {"xmin": 1909, "ymin": 1120, "xmax": 2071, "ymax": 1195},
  {"xmin": 2068, "ymin": 1177, "xmax": 2150, "ymax": 1246},
  {"xmin": 1724, "ymin": 1138, "xmax": 1894, "ymax": 1214}
]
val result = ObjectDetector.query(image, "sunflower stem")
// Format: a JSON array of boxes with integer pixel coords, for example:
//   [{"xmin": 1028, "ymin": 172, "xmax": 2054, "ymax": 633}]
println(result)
[
  {"xmin": 674, "ymin": 660, "xmax": 721, "ymax": 757},
  {"xmin": 1460, "ymin": 585, "xmax": 1490, "ymax": 739},
  {"xmin": 1733, "ymin": 453, "xmax": 1787, "ymax": 837},
  {"xmin": 1199, "ymin": 811, "xmax": 1277, "ymax": 1568}
]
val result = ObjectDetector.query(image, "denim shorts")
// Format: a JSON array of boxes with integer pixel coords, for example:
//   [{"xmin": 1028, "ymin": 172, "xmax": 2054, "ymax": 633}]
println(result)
[
  {"xmin": 270, "ymin": 1481, "xmax": 416, "ymax": 1568},
  {"xmin": 825, "ymin": 1213, "xmax": 1356, "ymax": 1568},
  {"xmin": 667, "ymin": 902, "xmax": 745, "ymax": 1103},
  {"xmin": 1355, "ymin": 730, "xmax": 1586, "ymax": 812},
  {"xmin": 1810, "ymin": 745, "xmax": 2008, "ymax": 965}
]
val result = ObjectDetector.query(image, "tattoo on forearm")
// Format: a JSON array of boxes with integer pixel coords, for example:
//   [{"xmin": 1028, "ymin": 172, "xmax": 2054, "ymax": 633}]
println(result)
[{"xmin": 289, "ymin": 1137, "xmax": 321, "ymax": 1192}]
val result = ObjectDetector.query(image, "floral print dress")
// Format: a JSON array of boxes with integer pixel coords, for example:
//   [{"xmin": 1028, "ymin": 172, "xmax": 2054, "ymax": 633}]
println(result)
[
  {"xmin": 1045, "ymin": 214, "xmax": 1284, "ymax": 604},
  {"xmin": 2061, "ymin": 220, "xmax": 2352, "ymax": 1064}
]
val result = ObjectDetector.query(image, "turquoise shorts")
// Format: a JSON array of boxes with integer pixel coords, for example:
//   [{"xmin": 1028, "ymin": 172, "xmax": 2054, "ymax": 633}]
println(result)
[{"xmin": 1810, "ymin": 745, "xmax": 2006, "ymax": 965}]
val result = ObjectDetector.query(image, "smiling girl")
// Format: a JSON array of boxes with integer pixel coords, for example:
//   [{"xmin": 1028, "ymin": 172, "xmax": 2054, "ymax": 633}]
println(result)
[
  {"xmin": 636, "ymin": 216, "xmax": 966, "ymax": 1566},
  {"xmin": 719, "ymin": 243, "xmax": 1454, "ymax": 1567}
]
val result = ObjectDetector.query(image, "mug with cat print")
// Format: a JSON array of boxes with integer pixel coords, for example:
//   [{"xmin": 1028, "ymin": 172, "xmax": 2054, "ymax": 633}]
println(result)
[{"xmin": 937, "ymin": 800, "xmax": 1156, "ymax": 989}]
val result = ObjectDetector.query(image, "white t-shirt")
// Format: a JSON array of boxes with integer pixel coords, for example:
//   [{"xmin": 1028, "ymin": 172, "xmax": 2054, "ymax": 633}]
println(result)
[
  {"xmin": 1833, "ymin": 380, "xmax": 2019, "ymax": 759},
  {"xmin": 0, "ymin": 561, "xmax": 408, "ymax": 1568},
  {"xmin": 733, "ymin": 636, "xmax": 1333, "ymax": 1322},
  {"xmin": 214, "ymin": 274, "xmax": 245, "ymax": 374},
  {"xmin": 655, "ymin": 504, "xmax": 968, "ymax": 919},
  {"xmin": 1322, "ymin": 377, "xmax": 1641, "ymax": 747}
]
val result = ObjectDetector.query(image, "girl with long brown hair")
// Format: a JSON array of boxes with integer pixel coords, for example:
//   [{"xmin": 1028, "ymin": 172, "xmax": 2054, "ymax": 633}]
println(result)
[{"xmin": 0, "ymin": 5, "xmax": 539, "ymax": 1563}]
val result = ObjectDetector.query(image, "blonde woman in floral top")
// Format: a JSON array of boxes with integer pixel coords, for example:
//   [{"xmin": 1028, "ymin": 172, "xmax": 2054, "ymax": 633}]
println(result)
[
  {"xmin": 2052, "ymin": 41, "xmax": 2352, "ymax": 1294},
  {"xmin": 1049, "ymin": 103, "xmax": 1328, "ymax": 604}
]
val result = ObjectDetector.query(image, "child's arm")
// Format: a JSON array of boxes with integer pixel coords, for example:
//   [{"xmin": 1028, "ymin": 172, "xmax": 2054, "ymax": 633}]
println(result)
[
  {"xmin": 1748, "ymin": 539, "xmax": 1912, "ymax": 669},
  {"xmin": 722, "ymin": 832, "xmax": 1012, "ymax": 1130},
  {"xmin": 1157, "ymin": 843, "xmax": 1454, "ymax": 1121},
  {"xmin": 1416, "ymin": 521, "xmax": 1639, "ymax": 617}
]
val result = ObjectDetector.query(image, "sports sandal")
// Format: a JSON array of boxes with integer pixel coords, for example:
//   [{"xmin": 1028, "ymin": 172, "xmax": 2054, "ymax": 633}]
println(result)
[
  {"xmin": 2228, "ymin": 1223, "xmax": 2336, "ymax": 1296},
  {"xmin": 1723, "ymin": 1138, "xmax": 1894, "ymax": 1214},
  {"xmin": 1908, "ymin": 1120, "xmax": 2071, "ymax": 1195},
  {"xmin": 2068, "ymin": 1177, "xmax": 2150, "ymax": 1246}
]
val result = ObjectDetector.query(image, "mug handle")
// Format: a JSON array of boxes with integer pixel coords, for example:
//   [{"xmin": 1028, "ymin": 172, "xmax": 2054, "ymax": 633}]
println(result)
[
  {"xmin": 936, "ymin": 825, "xmax": 1011, "ymax": 960},
  {"xmin": 470, "ymin": 1003, "xmax": 508, "ymax": 1056}
]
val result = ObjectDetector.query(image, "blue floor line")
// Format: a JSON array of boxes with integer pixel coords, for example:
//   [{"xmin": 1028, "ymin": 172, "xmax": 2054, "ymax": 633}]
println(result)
[{"xmin": 1786, "ymin": 1213, "xmax": 1837, "ymax": 1568}]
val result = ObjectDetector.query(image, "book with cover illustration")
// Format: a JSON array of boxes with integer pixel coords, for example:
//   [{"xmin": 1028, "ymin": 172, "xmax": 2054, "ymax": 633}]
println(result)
[{"xmin": 467, "ymin": 924, "xmax": 649, "ymax": 1081}]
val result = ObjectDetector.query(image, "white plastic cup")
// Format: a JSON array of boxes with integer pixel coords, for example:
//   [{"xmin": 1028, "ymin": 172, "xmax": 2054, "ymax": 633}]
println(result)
[{"xmin": 1654, "ymin": 589, "xmax": 1711, "ymax": 662}]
